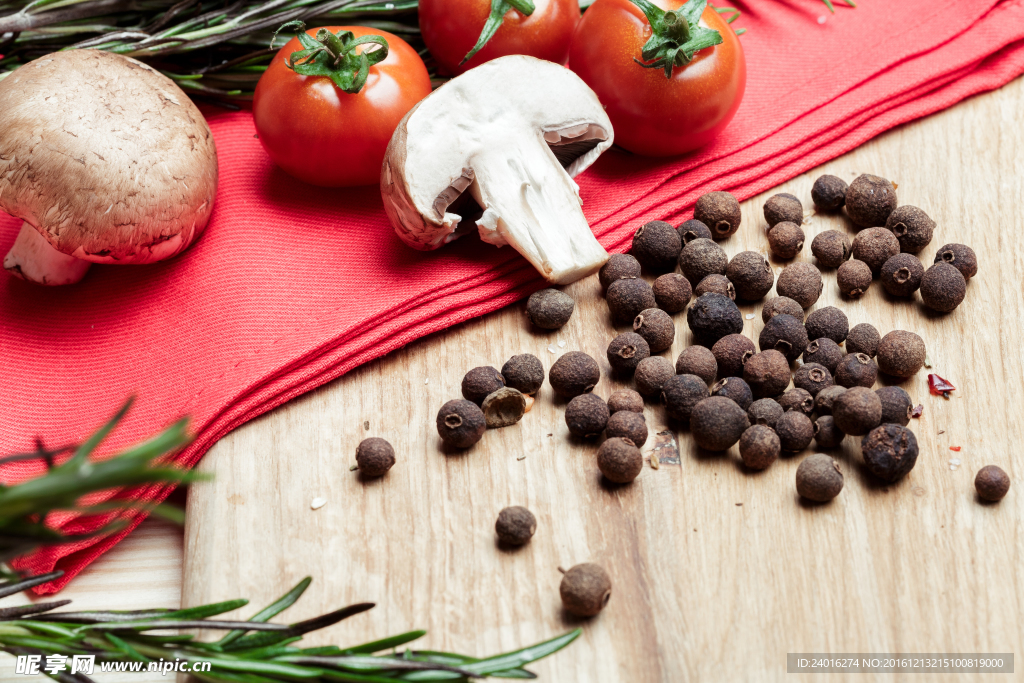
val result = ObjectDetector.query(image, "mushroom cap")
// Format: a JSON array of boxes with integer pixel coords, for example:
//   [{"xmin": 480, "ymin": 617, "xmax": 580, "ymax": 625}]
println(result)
[{"xmin": 0, "ymin": 50, "xmax": 218, "ymax": 264}]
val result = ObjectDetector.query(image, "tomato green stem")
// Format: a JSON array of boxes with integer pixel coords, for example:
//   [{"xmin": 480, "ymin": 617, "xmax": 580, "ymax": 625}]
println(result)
[
  {"xmin": 273, "ymin": 21, "xmax": 389, "ymax": 94},
  {"xmin": 627, "ymin": 0, "xmax": 723, "ymax": 78},
  {"xmin": 461, "ymin": 0, "xmax": 536, "ymax": 66}
]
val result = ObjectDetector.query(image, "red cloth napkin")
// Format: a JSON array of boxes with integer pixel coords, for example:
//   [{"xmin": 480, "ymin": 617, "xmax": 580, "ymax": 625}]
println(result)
[{"xmin": 3, "ymin": 0, "xmax": 1024, "ymax": 593}]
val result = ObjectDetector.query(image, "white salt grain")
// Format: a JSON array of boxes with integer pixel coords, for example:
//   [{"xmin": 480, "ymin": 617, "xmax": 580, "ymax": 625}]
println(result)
[{"xmin": 310, "ymin": 497, "xmax": 327, "ymax": 510}]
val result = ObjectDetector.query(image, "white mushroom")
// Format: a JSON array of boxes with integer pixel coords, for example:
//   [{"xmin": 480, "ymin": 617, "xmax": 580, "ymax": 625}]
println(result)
[
  {"xmin": 381, "ymin": 55, "xmax": 613, "ymax": 285},
  {"xmin": 0, "ymin": 50, "xmax": 218, "ymax": 285}
]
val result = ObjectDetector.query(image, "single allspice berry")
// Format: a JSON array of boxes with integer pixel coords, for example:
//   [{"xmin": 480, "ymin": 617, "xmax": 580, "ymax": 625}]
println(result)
[
  {"xmin": 526, "ymin": 288, "xmax": 575, "ymax": 329},
  {"xmin": 852, "ymin": 227, "xmax": 900, "ymax": 275},
  {"xmin": 726, "ymin": 251, "xmax": 775, "ymax": 301},
  {"xmin": 933, "ymin": 243, "xmax": 977, "ymax": 280},
  {"xmin": 814, "ymin": 385, "xmax": 847, "ymax": 416},
  {"xmin": 835, "ymin": 353, "xmax": 878, "ymax": 389},
  {"xmin": 694, "ymin": 190, "xmax": 742, "ymax": 239},
  {"xmin": 607, "ymin": 389, "xmax": 644, "ymax": 414},
  {"xmin": 495, "ymin": 506, "xmax": 536, "ymax": 546},
  {"xmin": 355, "ymin": 437, "xmax": 396, "ymax": 477},
  {"xmin": 599, "ymin": 253, "xmax": 642, "ymax": 291},
  {"xmin": 436, "ymin": 399, "xmax": 487, "ymax": 449},
  {"xmin": 690, "ymin": 396, "xmax": 750, "ymax": 451},
  {"xmin": 775, "ymin": 262, "xmax": 823, "ymax": 309},
  {"xmin": 759, "ymin": 313, "xmax": 809, "ymax": 362},
  {"xmin": 565, "ymin": 393, "xmax": 610, "ymax": 438},
  {"xmin": 559, "ymin": 563, "xmax": 612, "ymax": 617},
  {"xmin": 739, "ymin": 425, "xmax": 781, "ymax": 470},
  {"xmin": 796, "ymin": 454, "xmax": 844, "ymax": 502},
  {"xmin": 711, "ymin": 377, "xmax": 754, "ymax": 411},
  {"xmin": 661, "ymin": 373, "xmax": 710, "ymax": 423},
  {"xmin": 462, "ymin": 366, "xmax": 505, "ymax": 405},
  {"xmin": 634, "ymin": 356, "xmax": 675, "ymax": 399},
  {"xmin": 549, "ymin": 351, "xmax": 601, "ymax": 398},
  {"xmin": 861, "ymin": 424, "xmax": 919, "ymax": 483},
  {"xmin": 652, "ymin": 273, "xmax": 692, "ymax": 313},
  {"xmin": 743, "ymin": 350, "xmax": 791, "ymax": 398},
  {"xmin": 607, "ymin": 332, "xmax": 651, "ymax": 374},
  {"xmin": 803, "ymin": 338, "xmax": 844, "ymax": 375},
  {"xmin": 831, "ymin": 387, "xmax": 882, "ymax": 436},
  {"xmin": 775, "ymin": 411, "xmax": 814, "ymax": 452},
  {"xmin": 885, "ymin": 205, "xmax": 935, "ymax": 254},
  {"xmin": 501, "ymin": 354, "xmax": 545, "ymax": 396},
  {"xmin": 606, "ymin": 277, "xmax": 657, "ymax": 325},
  {"xmin": 712, "ymin": 334, "xmax": 756, "ymax": 378},
  {"xmin": 763, "ymin": 193, "xmax": 804, "ymax": 228},
  {"xmin": 876, "ymin": 330, "xmax": 926, "ymax": 378},
  {"xmin": 793, "ymin": 362, "xmax": 834, "ymax": 397},
  {"xmin": 810, "ymin": 230, "xmax": 852, "ymax": 268},
  {"xmin": 481, "ymin": 387, "xmax": 527, "ymax": 428},
  {"xmin": 813, "ymin": 415, "xmax": 845, "ymax": 449},
  {"xmin": 678, "ymin": 238, "xmax": 728, "ymax": 286},
  {"xmin": 633, "ymin": 308, "xmax": 675, "ymax": 353},
  {"xmin": 631, "ymin": 220, "xmax": 682, "ymax": 272},
  {"xmin": 748, "ymin": 398, "xmax": 784, "ymax": 429},
  {"xmin": 837, "ymin": 259, "xmax": 873, "ymax": 298},
  {"xmin": 677, "ymin": 218, "xmax": 713, "ymax": 244},
  {"xmin": 846, "ymin": 323, "xmax": 881, "ymax": 357},
  {"xmin": 804, "ymin": 306, "xmax": 849, "ymax": 345},
  {"xmin": 675, "ymin": 345, "xmax": 718, "ymax": 385},
  {"xmin": 876, "ymin": 386, "xmax": 913, "ymax": 426},
  {"xmin": 778, "ymin": 388, "xmax": 814, "ymax": 416},
  {"xmin": 606, "ymin": 410, "xmax": 648, "ymax": 448},
  {"xmin": 761, "ymin": 296, "xmax": 805, "ymax": 323},
  {"xmin": 920, "ymin": 262, "xmax": 966, "ymax": 313},
  {"xmin": 694, "ymin": 274, "xmax": 736, "ymax": 301},
  {"xmin": 880, "ymin": 253, "xmax": 925, "ymax": 297},
  {"xmin": 687, "ymin": 292, "xmax": 744, "ymax": 346},
  {"xmin": 811, "ymin": 174, "xmax": 848, "ymax": 211},
  {"xmin": 767, "ymin": 222, "xmax": 805, "ymax": 260},
  {"xmin": 975, "ymin": 465, "xmax": 1010, "ymax": 502},
  {"xmin": 845, "ymin": 173, "xmax": 897, "ymax": 228},
  {"xmin": 597, "ymin": 437, "xmax": 643, "ymax": 483}
]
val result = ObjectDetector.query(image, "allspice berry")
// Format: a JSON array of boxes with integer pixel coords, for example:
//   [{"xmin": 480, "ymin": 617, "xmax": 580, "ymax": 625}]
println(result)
[
  {"xmin": 694, "ymin": 274, "xmax": 736, "ymax": 301},
  {"xmin": 796, "ymin": 454, "xmax": 844, "ymax": 502},
  {"xmin": 933, "ymin": 243, "xmax": 977, "ymax": 280},
  {"xmin": 677, "ymin": 218, "xmax": 713, "ymax": 244},
  {"xmin": 606, "ymin": 410, "xmax": 648, "ymax": 447},
  {"xmin": 813, "ymin": 415, "xmax": 845, "ymax": 449},
  {"xmin": 748, "ymin": 398, "xmax": 784, "ymax": 429},
  {"xmin": 975, "ymin": 465, "xmax": 1010, "ymax": 502},
  {"xmin": 778, "ymin": 388, "xmax": 814, "ymax": 416},
  {"xmin": 436, "ymin": 399, "xmax": 487, "ymax": 449},
  {"xmin": 482, "ymin": 387, "xmax": 527, "ymax": 429},
  {"xmin": 711, "ymin": 377, "xmax": 753, "ymax": 411},
  {"xmin": 653, "ymin": 273, "xmax": 692, "ymax": 313},
  {"xmin": 837, "ymin": 259, "xmax": 873, "ymax": 298},
  {"xmin": 761, "ymin": 296, "xmax": 804, "ymax": 323},
  {"xmin": 462, "ymin": 366, "xmax": 505, "ymax": 405},
  {"xmin": 597, "ymin": 437, "xmax": 643, "ymax": 483},
  {"xmin": 675, "ymin": 345, "xmax": 718, "ymax": 385},
  {"xmin": 920, "ymin": 262, "xmax": 966, "ymax": 313},
  {"xmin": 686, "ymin": 292, "xmax": 743, "ymax": 346},
  {"xmin": 694, "ymin": 190, "xmax": 742, "ymax": 239},
  {"xmin": 501, "ymin": 354, "xmax": 544, "ymax": 395},
  {"xmin": 885, "ymin": 205, "xmax": 935, "ymax": 254},
  {"xmin": 690, "ymin": 396, "xmax": 750, "ymax": 451},
  {"xmin": 813, "ymin": 385, "xmax": 847, "ymax": 416},
  {"xmin": 355, "ymin": 437, "xmax": 396, "ymax": 477},
  {"xmin": 526, "ymin": 288, "xmax": 575, "ymax": 329},
  {"xmin": 608, "ymin": 389, "xmax": 644, "ymax": 414},
  {"xmin": 776, "ymin": 262, "xmax": 823, "ymax": 308},
  {"xmin": 763, "ymin": 194, "xmax": 804, "ymax": 228},
  {"xmin": 793, "ymin": 362, "xmax": 834, "ymax": 397},
  {"xmin": 607, "ymin": 332, "xmax": 651, "ymax": 373},
  {"xmin": 811, "ymin": 174, "xmax": 848, "ymax": 211},
  {"xmin": 565, "ymin": 393, "xmax": 610, "ymax": 438},
  {"xmin": 633, "ymin": 308, "xmax": 675, "ymax": 353},
  {"xmin": 861, "ymin": 424, "xmax": 919, "ymax": 483},
  {"xmin": 767, "ymin": 222, "xmax": 805, "ymax": 259},
  {"xmin": 846, "ymin": 323, "xmax": 880, "ymax": 357},
  {"xmin": 662, "ymin": 373, "xmax": 709, "ymax": 423},
  {"xmin": 759, "ymin": 313, "xmax": 809, "ymax": 362},
  {"xmin": 832, "ymin": 387, "xmax": 882, "ymax": 436},
  {"xmin": 631, "ymin": 220, "xmax": 682, "ymax": 272},
  {"xmin": 803, "ymin": 338, "xmax": 844, "ymax": 374},
  {"xmin": 835, "ymin": 353, "xmax": 878, "ymax": 388},
  {"xmin": 559, "ymin": 563, "xmax": 612, "ymax": 617},
  {"xmin": 743, "ymin": 350, "xmax": 791, "ymax": 398},
  {"xmin": 876, "ymin": 330, "xmax": 926, "ymax": 378},
  {"xmin": 634, "ymin": 356, "xmax": 675, "ymax": 398},
  {"xmin": 739, "ymin": 425, "xmax": 780, "ymax": 470},
  {"xmin": 712, "ymin": 334, "xmax": 756, "ymax": 378},
  {"xmin": 876, "ymin": 386, "xmax": 912, "ymax": 426},
  {"xmin": 607, "ymin": 278, "xmax": 657, "ymax": 325},
  {"xmin": 495, "ymin": 506, "xmax": 536, "ymax": 546},
  {"xmin": 726, "ymin": 251, "xmax": 775, "ymax": 301},
  {"xmin": 678, "ymin": 238, "xmax": 728, "ymax": 286},
  {"xmin": 880, "ymin": 253, "xmax": 924, "ymax": 297},
  {"xmin": 852, "ymin": 227, "xmax": 900, "ymax": 275},
  {"xmin": 804, "ymin": 306, "xmax": 849, "ymax": 344},
  {"xmin": 811, "ymin": 230, "xmax": 852, "ymax": 268},
  {"xmin": 845, "ymin": 173, "xmax": 897, "ymax": 228},
  {"xmin": 775, "ymin": 411, "xmax": 814, "ymax": 452},
  {"xmin": 599, "ymin": 253, "xmax": 642, "ymax": 291},
  {"xmin": 549, "ymin": 351, "xmax": 601, "ymax": 398}
]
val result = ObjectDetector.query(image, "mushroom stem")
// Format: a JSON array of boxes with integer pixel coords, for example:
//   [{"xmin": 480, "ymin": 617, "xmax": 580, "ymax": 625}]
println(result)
[
  {"xmin": 470, "ymin": 141, "xmax": 609, "ymax": 285},
  {"xmin": 3, "ymin": 222, "xmax": 91, "ymax": 285}
]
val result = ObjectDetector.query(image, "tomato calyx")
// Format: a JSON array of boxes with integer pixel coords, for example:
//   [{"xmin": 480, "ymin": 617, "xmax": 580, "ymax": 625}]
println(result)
[
  {"xmin": 461, "ymin": 0, "xmax": 537, "ymax": 65},
  {"xmin": 627, "ymin": 0, "xmax": 723, "ymax": 78},
  {"xmin": 273, "ymin": 21, "xmax": 389, "ymax": 94}
]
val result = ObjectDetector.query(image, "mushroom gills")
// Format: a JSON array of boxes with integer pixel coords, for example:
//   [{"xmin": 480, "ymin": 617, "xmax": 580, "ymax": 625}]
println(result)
[{"xmin": 3, "ymin": 222, "xmax": 91, "ymax": 285}]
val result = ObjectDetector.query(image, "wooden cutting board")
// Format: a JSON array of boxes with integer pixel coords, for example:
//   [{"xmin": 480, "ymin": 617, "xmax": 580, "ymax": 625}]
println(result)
[{"xmin": 182, "ymin": 77, "xmax": 1024, "ymax": 682}]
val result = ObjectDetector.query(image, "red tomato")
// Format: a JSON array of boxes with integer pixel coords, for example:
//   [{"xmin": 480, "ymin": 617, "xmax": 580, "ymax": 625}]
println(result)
[
  {"xmin": 568, "ymin": 0, "xmax": 745, "ymax": 157},
  {"xmin": 253, "ymin": 26, "xmax": 431, "ymax": 187},
  {"xmin": 419, "ymin": 0, "xmax": 580, "ymax": 77}
]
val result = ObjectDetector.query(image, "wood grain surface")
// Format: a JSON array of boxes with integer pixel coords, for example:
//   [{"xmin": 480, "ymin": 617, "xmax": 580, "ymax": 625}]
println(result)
[{"xmin": 182, "ymin": 77, "xmax": 1024, "ymax": 682}]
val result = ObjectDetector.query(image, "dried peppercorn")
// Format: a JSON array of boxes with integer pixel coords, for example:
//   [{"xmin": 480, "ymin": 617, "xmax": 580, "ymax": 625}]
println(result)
[
  {"xmin": 759, "ymin": 314, "xmax": 809, "ymax": 362},
  {"xmin": 861, "ymin": 424, "xmax": 919, "ymax": 483},
  {"xmin": 726, "ymin": 251, "xmax": 775, "ymax": 301},
  {"xmin": 845, "ymin": 173, "xmax": 897, "ymax": 228},
  {"xmin": 814, "ymin": 385, "xmax": 847, "ymax": 416},
  {"xmin": 767, "ymin": 222, "xmax": 805, "ymax": 260},
  {"xmin": 526, "ymin": 288, "xmax": 575, "ymax": 329},
  {"xmin": 712, "ymin": 334, "xmax": 756, "ymax": 378},
  {"xmin": 748, "ymin": 398, "xmax": 783, "ymax": 429},
  {"xmin": 933, "ymin": 243, "xmax": 977, "ymax": 280},
  {"xmin": 677, "ymin": 218, "xmax": 713, "ymax": 244},
  {"xmin": 778, "ymin": 388, "xmax": 814, "ymax": 416},
  {"xmin": 560, "ymin": 563, "xmax": 612, "ymax": 617},
  {"xmin": 776, "ymin": 262, "xmax": 823, "ymax": 309},
  {"xmin": 691, "ymin": 396, "xmax": 750, "ymax": 451},
  {"xmin": 975, "ymin": 465, "xmax": 1010, "ymax": 502},
  {"xmin": 662, "ymin": 373, "xmax": 709, "ymax": 423},
  {"xmin": 679, "ymin": 238, "xmax": 728, "ymax": 286},
  {"xmin": 634, "ymin": 356, "xmax": 675, "ymax": 398},
  {"xmin": 599, "ymin": 253, "xmax": 642, "ymax": 291},
  {"xmin": 436, "ymin": 399, "xmax": 487, "ymax": 449},
  {"xmin": 811, "ymin": 175, "xmax": 848, "ymax": 211},
  {"xmin": 633, "ymin": 308, "xmax": 675, "ymax": 353},
  {"xmin": 607, "ymin": 332, "xmax": 651, "ymax": 373},
  {"xmin": 852, "ymin": 227, "xmax": 900, "ymax": 275},
  {"xmin": 695, "ymin": 274, "xmax": 736, "ymax": 300},
  {"xmin": 608, "ymin": 389, "xmax": 644, "ymax": 414},
  {"xmin": 880, "ymin": 253, "xmax": 924, "ymax": 297},
  {"xmin": 793, "ymin": 362, "xmax": 834, "ymax": 397},
  {"xmin": 837, "ymin": 259, "xmax": 873, "ymax": 298},
  {"xmin": 495, "ymin": 506, "xmax": 536, "ymax": 546},
  {"xmin": 631, "ymin": 220, "xmax": 682, "ymax": 272},
  {"xmin": 877, "ymin": 330, "xmax": 926, "ymax": 378},
  {"xmin": 711, "ymin": 377, "xmax": 753, "ymax": 411},
  {"xmin": 501, "ymin": 354, "xmax": 544, "ymax": 396},
  {"xmin": 606, "ymin": 410, "xmax": 648, "ymax": 448},
  {"xmin": 675, "ymin": 345, "xmax": 718, "ymax": 385},
  {"xmin": 565, "ymin": 393, "xmax": 610, "ymax": 438},
  {"xmin": 482, "ymin": 387, "xmax": 527, "ymax": 428},
  {"xmin": 743, "ymin": 350, "xmax": 791, "ymax": 398},
  {"xmin": 810, "ymin": 230, "xmax": 852, "ymax": 268},
  {"xmin": 764, "ymin": 194, "xmax": 804, "ymax": 228},
  {"xmin": 804, "ymin": 306, "xmax": 849, "ymax": 345},
  {"xmin": 885, "ymin": 205, "xmax": 935, "ymax": 254},
  {"xmin": 598, "ymin": 437, "xmax": 644, "ymax": 483},
  {"xmin": 739, "ymin": 425, "xmax": 780, "ymax": 470},
  {"xmin": 462, "ymin": 366, "xmax": 505, "ymax": 405},
  {"xmin": 776, "ymin": 411, "xmax": 814, "ymax": 452},
  {"xmin": 803, "ymin": 338, "xmax": 843, "ymax": 374},
  {"xmin": 694, "ymin": 191, "xmax": 742, "ymax": 240},
  {"xmin": 876, "ymin": 386, "xmax": 912, "ymax": 426},
  {"xmin": 653, "ymin": 273, "xmax": 692, "ymax": 313},
  {"xmin": 832, "ymin": 387, "xmax": 882, "ymax": 436},
  {"xmin": 356, "ymin": 437, "xmax": 396, "ymax": 477},
  {"xmin": 796, "ymin": 454, "xmax": 844, "ymax": 502},
  {"xmin": 813, "ymin": 416, "xmax": 845, "ymax": 449},
  {"xmin": 835, "ymin": 353, "xmax": 878, "ymax": 389},
  {"xmin": 846, "ymin": 323, "xmax": 880, "ymax": 357},
  {"xmin": 920, "ymin": 263, "xmax": 966, "ymax": 313},
  {"xmin": 549, "ymin": 351, "xmax": 601, "ymax": 398},
  {"xmin": 607, "ymin": 278, "xmax": 657, "ymax": 325},
  {"xmin": 687, "ymin": 292, "xmax": 744, "ymax": 346},
  {"xmin": 761, "ymin": 296, "xmax": 804, "ymax": 323}
]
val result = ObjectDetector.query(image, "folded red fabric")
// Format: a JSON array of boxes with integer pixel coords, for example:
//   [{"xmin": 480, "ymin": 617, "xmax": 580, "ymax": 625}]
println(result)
[{"xmin": 3, "ymin": 0, "xmax": 1023, "ymax": 592}]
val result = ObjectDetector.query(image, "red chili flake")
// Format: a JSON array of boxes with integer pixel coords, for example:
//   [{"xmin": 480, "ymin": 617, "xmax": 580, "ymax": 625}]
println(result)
[
  {"xmin": 910, "ymin": 404, "xmax": 924, "ymax": 418},
  {"xmin": 950, "ymin": 446, "xmax": 962, "ymax": 452},
  {"xmin": 927, "ymin": 373, "xmax": 956, "ymax": 397}
]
